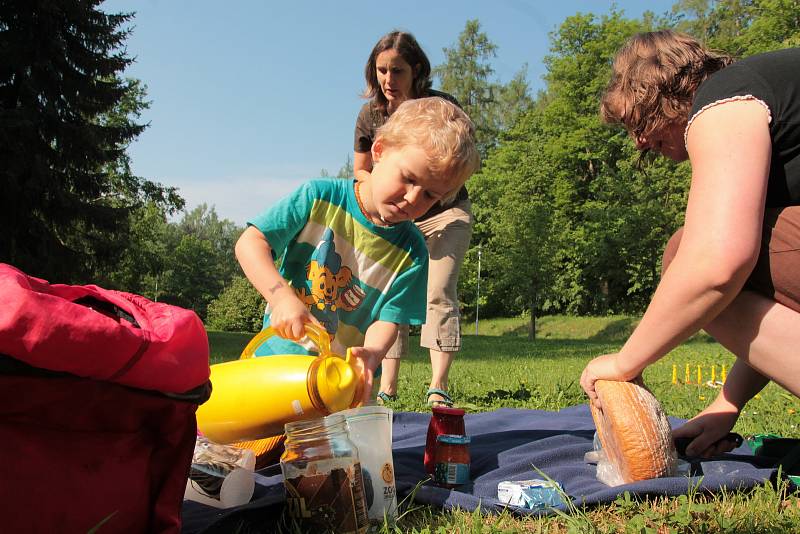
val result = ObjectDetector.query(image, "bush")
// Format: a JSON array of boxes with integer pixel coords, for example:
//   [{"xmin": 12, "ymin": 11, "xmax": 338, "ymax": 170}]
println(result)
[{"xmin": 205, "ymin": 276, "xmax": 265, "ymax": 332}]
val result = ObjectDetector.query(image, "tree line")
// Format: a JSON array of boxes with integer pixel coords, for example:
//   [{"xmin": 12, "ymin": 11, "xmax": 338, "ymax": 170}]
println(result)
[
  {"xmin": 2, "ymin": 1, "xmax": 798, "ymax": 332},
  {"xmin": 459, "ymin": 0, "xmax": 799, "ymax": 335}
]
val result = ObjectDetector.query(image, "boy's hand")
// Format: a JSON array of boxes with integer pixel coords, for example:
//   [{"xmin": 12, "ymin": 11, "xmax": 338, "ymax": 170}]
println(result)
[
  {"xmin": 349, "ymin": 346, "xmax": 382, "ymax": 403},
  {"xmin": 269, "ymin": 288, "xmax": 320, "ymax": 340}
]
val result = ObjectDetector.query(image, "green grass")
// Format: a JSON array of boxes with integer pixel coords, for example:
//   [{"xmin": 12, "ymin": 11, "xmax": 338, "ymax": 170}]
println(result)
[
  {"xmin": 206, "ymin": 315, "xmax": 800, "ymax": 533},
  {"xmin": 207, "ymin": 330, "xmax": 253, "ymax": 364}
]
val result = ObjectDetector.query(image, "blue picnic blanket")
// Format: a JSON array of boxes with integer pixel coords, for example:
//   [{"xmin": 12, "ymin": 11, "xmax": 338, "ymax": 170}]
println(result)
[{"xmin": 182, "ymin": 404, "xmax": 776, "ymax": 533}]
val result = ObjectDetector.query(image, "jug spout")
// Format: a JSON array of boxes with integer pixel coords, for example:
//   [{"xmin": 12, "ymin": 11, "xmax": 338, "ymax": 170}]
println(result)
[{"xmin": 309, "ymin": 347, "xmax": 364, "ymax": 414}]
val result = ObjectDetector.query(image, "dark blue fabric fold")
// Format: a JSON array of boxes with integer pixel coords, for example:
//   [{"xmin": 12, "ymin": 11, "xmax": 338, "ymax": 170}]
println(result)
[
  {"xmin": 182, "ymin": 404, "xmax": 776, "ymax": 532},
  {"xmin": 391, "ymin": 405, "xmax": 774, "ymax": 515}
]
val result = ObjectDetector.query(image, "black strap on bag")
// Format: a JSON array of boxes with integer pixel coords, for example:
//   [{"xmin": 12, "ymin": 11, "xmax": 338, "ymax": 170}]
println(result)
[
  {"xmin": 0, "ymin": 353, "xmax": 211, "ymax": 405},
  {"xmin": 72, "ymin": 295, "xmax": 141, "ymax": 328}
]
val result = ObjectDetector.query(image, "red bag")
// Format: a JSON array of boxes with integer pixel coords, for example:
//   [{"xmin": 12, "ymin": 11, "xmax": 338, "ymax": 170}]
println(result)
[
  {"xmin": 0, "ymin": 263, "xmax": 209, "ymax": 393},
  {"xmin": 0, "ymin": 264, "xmax": 211, "ymax": 533}
]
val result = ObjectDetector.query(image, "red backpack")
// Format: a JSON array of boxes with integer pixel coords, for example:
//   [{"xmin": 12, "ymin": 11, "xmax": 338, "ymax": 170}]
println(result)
[{"xmin": 0, "ymin": 263, "xmax": 211, "ymax": 533}]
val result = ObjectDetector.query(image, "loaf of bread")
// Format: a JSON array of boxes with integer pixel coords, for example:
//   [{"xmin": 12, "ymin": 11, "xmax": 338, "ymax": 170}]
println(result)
[{"xmin": 590, "ymin": 379, "xmax": 677, "ymax": 483}]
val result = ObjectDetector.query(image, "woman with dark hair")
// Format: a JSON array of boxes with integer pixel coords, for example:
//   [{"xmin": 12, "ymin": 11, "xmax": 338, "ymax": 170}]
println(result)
[
  {"xmin": 354, "ymin": 31, "xmax": 475, "ymax": 407},
  {"xmin": 580, "ymin": 30, "xmax": 800, "ymax": 457}
]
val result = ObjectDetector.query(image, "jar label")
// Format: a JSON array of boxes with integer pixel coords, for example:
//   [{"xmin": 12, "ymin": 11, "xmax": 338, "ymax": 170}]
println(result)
[
  {"xmin": 434, "ymin": 462, "xmax": 470, "ymax": 485},
  {"xmin": 284, "ymin": 459, "xmax": 369, "ymax": 534}
]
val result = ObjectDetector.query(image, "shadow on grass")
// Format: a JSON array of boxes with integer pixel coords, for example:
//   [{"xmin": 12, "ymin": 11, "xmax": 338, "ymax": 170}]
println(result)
[
  {"xmin": 478, "ymin": 317, "xmax": 636, "ymax": 343},
  {"xmin": 586, "ymin": 317, "xmax": 638, "ymax": 343},
  {"xmin": 586, "ymin": 319, "xmax": 716, "ymax": 344},
  {"xmin": 208, "ymin": 325, "xmax": 717, "ymax": 367},
  {"xmin": 477, "ymin": 317, "xmax": 717, "ymax": 345},
  {"xmin": 482, "ymin": 383, "xmax": 533, "ymax": 402},
  {"xmin": 503, "ymin": 323, "xmax": 533, "ymax": 337},
  {"xmin": 392, "ymin": 335, "xmax": 622, "ymax": 367},
  {"xmin": 459, "ymin": 379, "xmax": 585, "ymax": 409}
]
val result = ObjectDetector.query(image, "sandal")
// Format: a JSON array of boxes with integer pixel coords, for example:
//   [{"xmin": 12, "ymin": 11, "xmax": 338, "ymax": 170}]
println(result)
[
  {"xmin": 377, "ymin": 391, "xmax": 398, "ymax": 405},
  {"xmin": 426, "ymin": 387, "xmax": 453, "ymax": 407}
]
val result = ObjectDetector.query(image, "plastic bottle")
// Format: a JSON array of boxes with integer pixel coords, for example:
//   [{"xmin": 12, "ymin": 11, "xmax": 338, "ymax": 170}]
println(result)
[
  {"xmin": 184, "ymin": 437, "xmax": 256, "ymax": 508},
  {"xmin": 334, "ymin": 405, "xmax": 397, "ymax": 527},
  {"xmin": 196, "ymin": 324, "xmax": 364, "ymax": 444}
]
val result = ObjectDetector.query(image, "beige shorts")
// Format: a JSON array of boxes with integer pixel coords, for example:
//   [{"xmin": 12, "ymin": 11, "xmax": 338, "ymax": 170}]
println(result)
[{"xmin": 385, "ymin": 199, "xmax": 473, "ymax": 358}]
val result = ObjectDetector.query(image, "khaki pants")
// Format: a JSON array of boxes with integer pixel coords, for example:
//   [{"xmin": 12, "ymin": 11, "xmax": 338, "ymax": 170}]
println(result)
[
  {"xmin": 385, "ymin": 199, "xmax": 473, "ymax": 358},
  {"xmin": 663, "ymin": 206, "xmax": 800, "ymax": 313}
]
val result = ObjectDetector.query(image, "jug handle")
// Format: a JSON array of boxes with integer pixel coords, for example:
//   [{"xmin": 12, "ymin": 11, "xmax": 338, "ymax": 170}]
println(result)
[{"xmin": 239, "ymin": 323, "xmax": 333, "ymax": 360}]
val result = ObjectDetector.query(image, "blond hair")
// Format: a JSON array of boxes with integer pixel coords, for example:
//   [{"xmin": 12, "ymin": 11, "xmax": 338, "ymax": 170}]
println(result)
[
  {"xmin": 600, "ymin": 30, "xmax": 733, "ymax": 141},
  {"xmin": 376, "ymin": 97, "xmax": 479, "ymax": 202}
]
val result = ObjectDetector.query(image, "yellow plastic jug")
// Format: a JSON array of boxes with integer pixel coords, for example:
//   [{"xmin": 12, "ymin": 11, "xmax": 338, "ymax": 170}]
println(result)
[{"xmin": 196, "ymin": 324, "xmax": 364, "ymax": 444}]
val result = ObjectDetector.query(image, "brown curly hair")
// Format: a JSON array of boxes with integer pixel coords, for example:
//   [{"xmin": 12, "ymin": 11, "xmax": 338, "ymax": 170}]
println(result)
[{"xmin": 600, "ymin": 30, "xmax": 733, "ymax": 142}]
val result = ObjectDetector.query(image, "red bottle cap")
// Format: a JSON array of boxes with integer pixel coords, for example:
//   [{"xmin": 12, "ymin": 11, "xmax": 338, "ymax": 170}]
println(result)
[{"xmin": 432, "ymin": 405, "xmax": 465, "ymax": 416}]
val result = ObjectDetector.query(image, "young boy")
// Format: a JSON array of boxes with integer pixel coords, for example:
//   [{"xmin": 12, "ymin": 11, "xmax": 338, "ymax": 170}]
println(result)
[{"xmin": 236, "ymin": 97, "xmax": 479, "ymax": 400}]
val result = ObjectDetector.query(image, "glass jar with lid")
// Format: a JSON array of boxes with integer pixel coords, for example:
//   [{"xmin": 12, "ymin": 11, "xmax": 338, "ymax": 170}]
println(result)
[
  {"xmin": 424, "ymin": 405, "xmax": 466, "ymax": 474},
  {"xmin": 433, "ymin": 434, "xmax": 471, "ymax": 488},
  {"xmin": 280, "ymin": 414, "xmax": 369, "ymax": 534}
]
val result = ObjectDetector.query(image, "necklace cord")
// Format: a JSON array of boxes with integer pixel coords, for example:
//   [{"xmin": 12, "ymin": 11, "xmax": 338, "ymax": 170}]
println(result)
[{"xmin": 355, "ymin": 181, "xmax": 390, "ymax": 227}]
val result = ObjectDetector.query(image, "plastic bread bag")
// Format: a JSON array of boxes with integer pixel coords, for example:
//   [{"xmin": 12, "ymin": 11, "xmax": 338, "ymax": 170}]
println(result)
[
  {"xmin": 589, "ymin": 380, "xmax": 680, "ymax": 485},
  {"xmin": 585, "ymin": 431, "xmax": 689, "ymax": 486},
  {"xmin": 584, "ymin": 432, "xmax": 626, "ymax": 487},
  {"xmin": 184, "ymin": 436, "xmax": 256, "ymax": 508}
]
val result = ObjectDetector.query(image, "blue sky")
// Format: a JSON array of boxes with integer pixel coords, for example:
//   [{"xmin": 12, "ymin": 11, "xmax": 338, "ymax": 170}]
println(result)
[{"xmin": 102, "ymin": 0, "xmax": 675, "ymax": 225}]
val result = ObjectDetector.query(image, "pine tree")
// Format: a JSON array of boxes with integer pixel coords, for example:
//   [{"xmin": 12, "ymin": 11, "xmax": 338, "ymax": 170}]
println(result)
[
  {"xmin": 433, "ymin": 20, "xmax": 498, "ymax": 159},
  {"xmin": 433, "ymin": 19, "xmax": 533, "ymax": 159},
  {"xmin": 0, "ymin": 0, "xmax": 171, "ymax": 282}
]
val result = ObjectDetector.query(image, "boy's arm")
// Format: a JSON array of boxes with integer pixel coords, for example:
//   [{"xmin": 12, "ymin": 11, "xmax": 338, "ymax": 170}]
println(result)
[
  {"xmin": 350, "ymin": 320, "xmax": 398, "ymax": 402},
  {"xmin": 235, "ymin": 226, "xmax": 318, "ymax": 340}
]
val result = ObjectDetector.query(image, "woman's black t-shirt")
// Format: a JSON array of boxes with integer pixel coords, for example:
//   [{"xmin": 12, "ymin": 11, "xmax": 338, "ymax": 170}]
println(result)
[{"xmin": 689, "ymin": 47, "xmax": 800, "ymax": 207}]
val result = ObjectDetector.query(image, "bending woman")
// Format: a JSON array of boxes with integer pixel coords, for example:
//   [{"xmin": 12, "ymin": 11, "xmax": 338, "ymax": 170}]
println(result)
[
  {"xmin": 354, "ymin": 31, "xmax": 474, "ymax": 407},
  {"xmin": 580, "ymin": 31, "xmax": 800, "ymax": 457}
]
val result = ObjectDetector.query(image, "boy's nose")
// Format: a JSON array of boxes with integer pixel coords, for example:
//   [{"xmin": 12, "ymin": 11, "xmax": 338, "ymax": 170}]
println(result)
[{"xmin": 404, "ymin": 186, "xmax": 422, "ymax": 205}]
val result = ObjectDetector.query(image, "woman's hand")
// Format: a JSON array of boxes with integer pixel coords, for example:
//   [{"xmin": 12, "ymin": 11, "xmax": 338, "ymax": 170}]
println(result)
[
  {"xmin": 672, "ymin": 396, "xmax": 741, "ymax": 457},
  {"xmin": 580, "ymin": 353, "xmax": 641, "ymax": 409}
]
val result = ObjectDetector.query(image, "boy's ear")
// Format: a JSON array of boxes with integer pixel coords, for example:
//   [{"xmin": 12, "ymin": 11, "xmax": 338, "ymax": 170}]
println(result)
[{"xmin": 371, "ymin": 137, "xmax": 384, "ymax": 164}]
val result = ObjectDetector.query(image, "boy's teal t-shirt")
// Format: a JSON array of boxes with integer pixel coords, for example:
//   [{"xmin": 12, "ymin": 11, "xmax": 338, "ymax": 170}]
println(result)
[{"xmin": 247, "ymin": 178, "xmax": 428, "ymax": 356}]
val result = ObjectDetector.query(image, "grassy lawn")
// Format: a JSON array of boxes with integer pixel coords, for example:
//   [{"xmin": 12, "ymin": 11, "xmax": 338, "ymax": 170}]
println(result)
[{"xmin": 206, "ymin": 315, "xmax": 800, "ymax": 532}]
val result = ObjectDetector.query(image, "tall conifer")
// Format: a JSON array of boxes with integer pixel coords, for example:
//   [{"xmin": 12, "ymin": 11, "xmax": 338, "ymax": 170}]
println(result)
[{"xmin": 0, "ymin": 0, "xmax": 158, "ymax": 281}]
